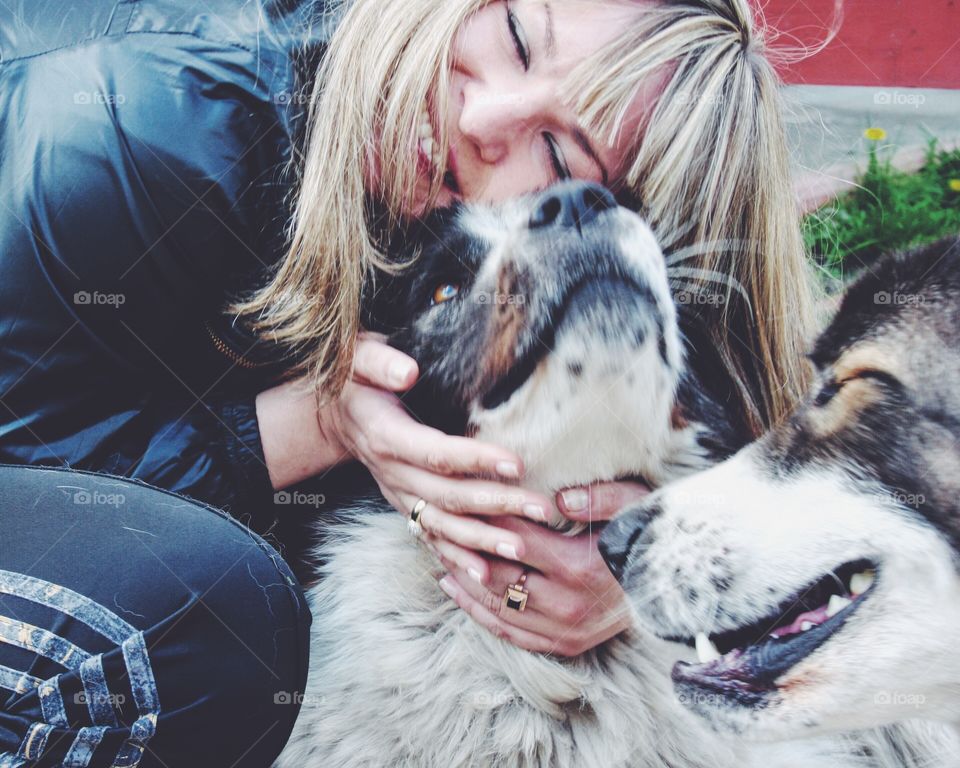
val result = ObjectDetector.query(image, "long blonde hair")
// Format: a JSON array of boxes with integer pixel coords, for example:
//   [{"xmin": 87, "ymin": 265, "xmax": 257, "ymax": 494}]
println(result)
[{"xmin": 231, "ymin": 0, "xmax": 816, "ymax": 432}]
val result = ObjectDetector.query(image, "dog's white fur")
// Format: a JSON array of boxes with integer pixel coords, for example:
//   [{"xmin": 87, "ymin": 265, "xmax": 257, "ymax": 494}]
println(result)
[
  {"xmin": 623, "ymin": 447, "xmax": 960, "ymax": 745},
  {"xmin": 276, "ymin": 206, "xmax": 958, "ymax": 767}
]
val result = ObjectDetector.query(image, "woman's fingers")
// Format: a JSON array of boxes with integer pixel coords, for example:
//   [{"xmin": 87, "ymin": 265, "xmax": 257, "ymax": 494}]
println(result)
[
  {"xmin": 556, "ymin": 480, "xmax": 652, "ymax": 522},
  {"xmin": 484, "ymin": 516, "xmax": 625, "ymax": 603},
  {"xmin": 441, "ymin": 564, "xmax": 632, "ymax": 657},
  {"xmin": 342, "ymin": 385, "xmax": 528, "ymax": 482},
  {"xmin": 436, "ymin": 573, "xmax": 562, "ymax": 655},
  {"xmin": 352, "ymin": 335, "xmax": 419, "ymax": 391},
  {"xmin": 392, "ymin": 464, "xmax": 549, "ymax": 522},
  {"xmin": 425, "ymin": 536, "xmax": 490, "ymax": 586},
  {"xmin": 393, "ymin": 489, "xmax": 527, "ymax": 560}
]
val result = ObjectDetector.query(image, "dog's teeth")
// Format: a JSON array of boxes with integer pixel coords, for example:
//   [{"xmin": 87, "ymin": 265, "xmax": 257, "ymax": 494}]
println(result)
[
  {"xmin": 826, "ymin": 594, "xmax": 853, "ymax": 618},
  {"xmin": 849, "ymin": 570, "xmax": 875, "ymax": 596},
  {"xmin": 800, "ymin": 621, "xmax": 814, "ymax": 632},
  {"xmin": 695, "ymin": 632, "xmax": 721, "ymax": 663}
]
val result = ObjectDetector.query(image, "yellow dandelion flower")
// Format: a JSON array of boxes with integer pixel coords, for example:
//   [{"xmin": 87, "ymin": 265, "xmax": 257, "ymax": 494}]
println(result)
[
  {"xmin": 949, "ymin": 179, "xmax": 960, "ymax": 192},
  {"xmin": 864, "ymin": 127, "xmax": 887, "ymax": 141}
]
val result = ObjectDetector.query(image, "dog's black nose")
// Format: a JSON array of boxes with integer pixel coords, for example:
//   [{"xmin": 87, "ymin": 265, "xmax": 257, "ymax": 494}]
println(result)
[
  {"xmin": 598, "ymin": 501, "xmax": 661, "ymax": 583},
  {"xmin": 529, "ymin": 181, "xmax": 617, "ymax": 231}
]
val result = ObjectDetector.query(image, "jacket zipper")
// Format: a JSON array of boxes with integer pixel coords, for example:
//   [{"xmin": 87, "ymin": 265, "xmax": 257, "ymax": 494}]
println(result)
[{"xmin": 204, "ymin": 320, "xmax": 270, "ymax": 369}]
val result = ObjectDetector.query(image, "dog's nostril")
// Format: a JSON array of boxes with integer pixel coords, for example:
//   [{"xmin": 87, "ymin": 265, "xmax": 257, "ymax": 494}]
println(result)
[
  {"xmin": 528, "ymin": 181, "xmax": 618, "ymax": 231},
  {"xmin": 598, "ymin": 501, "xmax": 662, "ymax": 582},
  {"xmin": 582, "ymin": 185, "xmax": 617, "ymax": 215},
  {"xmin": 528, "ymin": 195, "xmax": 563, "ymax": 229},
  {"xmin": 599, "ymin": 516, "xmax": 637, "ymax": 582}
]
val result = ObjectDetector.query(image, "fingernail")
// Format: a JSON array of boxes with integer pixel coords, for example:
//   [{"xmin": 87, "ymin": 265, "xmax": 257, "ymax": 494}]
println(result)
[
  {"xmin": 467, "ymin": 567, "xmax": 484, "ymax": 585},
  {"xmin": 495, "ymin": 461, "xmax": 520, "ymax": 480},
  {"xmin": 560, "ymin": 488, "xmax": 589, "ymax": 513},
  {"xmin": 523, "ymin": 504, "xmax": 547, "ymax": 523},
  {"xmin": 389, "ymin": 359, "xmax": 415, "ymax": 388},
  {"xmin": 496, "ymin": 542, "xmax": 519, "ymax": 560},
  {"xmin": 438, "ymin": 575, "xmax": 457, "ymax": 598}
]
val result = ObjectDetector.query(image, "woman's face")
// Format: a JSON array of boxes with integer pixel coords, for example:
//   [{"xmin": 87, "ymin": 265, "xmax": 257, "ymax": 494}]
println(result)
[{"xmin": 408, "ymin": 0, "xmax": 664, "ymax": 214}]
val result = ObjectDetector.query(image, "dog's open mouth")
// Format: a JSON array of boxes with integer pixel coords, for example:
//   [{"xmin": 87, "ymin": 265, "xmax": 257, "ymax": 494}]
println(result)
[
  {"xmin": 671, "ymin": 559, "xmax": 878, "ymax": 707},
  {"xmin": 480, "ymin": 274, "xmax": 648, "ymax": 411}
]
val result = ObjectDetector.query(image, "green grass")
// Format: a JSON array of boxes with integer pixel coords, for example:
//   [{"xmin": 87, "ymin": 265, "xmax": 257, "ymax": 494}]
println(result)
[{"xmin": 803, "ymin": 139, "xmax": 960, "ymax": 282}]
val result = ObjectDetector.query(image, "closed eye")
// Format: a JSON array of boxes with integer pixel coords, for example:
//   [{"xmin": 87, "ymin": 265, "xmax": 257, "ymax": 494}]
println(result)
[
  {"xmin": 543, "ymin": 132, "xmax": 571, "ymax": 180},
  {"xmin": 506, "ymin": 3, "xmax": 529, "ymax": 71}
]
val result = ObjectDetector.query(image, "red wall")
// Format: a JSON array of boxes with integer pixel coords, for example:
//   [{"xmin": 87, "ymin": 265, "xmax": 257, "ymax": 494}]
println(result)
[{"xmin": 761, "ymin": 0, "xmax": 960, "ymax": 88}]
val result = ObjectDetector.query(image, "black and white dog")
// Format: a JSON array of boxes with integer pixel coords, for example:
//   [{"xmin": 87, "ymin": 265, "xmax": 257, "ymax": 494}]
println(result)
[
  {"xmin": 600, "ymin": 237, "xmax": 960, "ymax": 756},
  {"xmin": 277, "ymin": 185, "xmax": 956, "ymax": 767}
]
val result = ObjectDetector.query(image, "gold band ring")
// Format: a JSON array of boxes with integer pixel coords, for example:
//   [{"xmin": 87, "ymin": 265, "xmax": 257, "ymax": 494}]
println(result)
[{"xmin": 408, "ymin": 498, "xmax": 427, "ymax": 538}]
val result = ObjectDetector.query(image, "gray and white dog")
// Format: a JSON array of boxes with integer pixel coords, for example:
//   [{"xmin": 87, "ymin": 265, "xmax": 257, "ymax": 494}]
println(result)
[
  {"xmin": 601, "ymin": 236, "xmax": 960, "ymax": 760},
  {"xmin": 277, "ymin": 185, "xmax": 958, "ymax": 767}
]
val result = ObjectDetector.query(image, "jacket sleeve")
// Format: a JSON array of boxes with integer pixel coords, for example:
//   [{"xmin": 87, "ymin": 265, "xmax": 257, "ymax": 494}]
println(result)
[{"xmin": 0, "ymin": 1, "xmax": 324, "ymax": 530}]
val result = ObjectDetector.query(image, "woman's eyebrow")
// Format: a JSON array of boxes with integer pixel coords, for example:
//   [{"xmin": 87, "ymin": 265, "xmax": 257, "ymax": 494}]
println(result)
[{"xmin": 544, "ymin": 1, "xmax": 556, "ymax": 58}]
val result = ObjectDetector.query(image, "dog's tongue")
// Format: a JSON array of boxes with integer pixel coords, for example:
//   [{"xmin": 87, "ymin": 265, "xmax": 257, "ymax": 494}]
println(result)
[{"xmin": 768, "ymin": 605, "xmax": 830, "ymax": 639}]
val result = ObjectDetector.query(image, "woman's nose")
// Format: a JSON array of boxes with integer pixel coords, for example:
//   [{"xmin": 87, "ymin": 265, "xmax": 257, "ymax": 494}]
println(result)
[{"xmin": 459, "ymin": 82, "xmax": 539, "ymax": 164}]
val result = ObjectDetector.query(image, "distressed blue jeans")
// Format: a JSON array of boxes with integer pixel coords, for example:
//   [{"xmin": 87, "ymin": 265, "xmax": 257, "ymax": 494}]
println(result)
[{"xmin": 0, "ymin": 464, "xmax": 311, "ymax": 767}]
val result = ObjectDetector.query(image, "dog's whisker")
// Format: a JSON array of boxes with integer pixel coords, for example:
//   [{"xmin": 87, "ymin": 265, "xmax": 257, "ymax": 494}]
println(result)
[{"xmin": 663, "ymin": 239, "xmax": 750, "ymax": 267}]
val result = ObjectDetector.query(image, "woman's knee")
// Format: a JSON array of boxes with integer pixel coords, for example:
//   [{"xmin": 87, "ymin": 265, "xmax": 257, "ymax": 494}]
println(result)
[
  {"xmin": 0, "ymin": 465, "xmax": 312, "ymax": 765},
  {"xmin": 138, "ymin": 516, "xmax": 313, "ymax": 766}
]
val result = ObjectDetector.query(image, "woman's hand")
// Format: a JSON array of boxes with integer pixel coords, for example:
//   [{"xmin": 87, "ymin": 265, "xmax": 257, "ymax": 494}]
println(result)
[
  {"xmin": 317, "ymin": 335, "xmax": 552, "ymax": 561},
  {"xmin": 432, "ymin": 480, "xmax": 650, "ymax": 656}
]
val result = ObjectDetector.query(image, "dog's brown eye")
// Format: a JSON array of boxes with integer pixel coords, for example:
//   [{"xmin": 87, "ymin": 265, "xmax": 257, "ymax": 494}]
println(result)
[
  {"xmin": 432, "ymin": 283, "xmax": 460, "ymax": 305},
  {"xmin": 813, "ymin": 380, "xmax": 842, "ymax": 407}
]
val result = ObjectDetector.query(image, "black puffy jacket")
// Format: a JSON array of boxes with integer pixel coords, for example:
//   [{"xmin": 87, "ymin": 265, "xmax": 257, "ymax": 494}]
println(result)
[{"xmin": 0, "ymin": 0, "xmax": 339, "ymax": 531}]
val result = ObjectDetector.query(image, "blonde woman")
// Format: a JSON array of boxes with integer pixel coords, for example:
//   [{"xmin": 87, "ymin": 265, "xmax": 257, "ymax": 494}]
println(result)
[
  {"xmin": 249, "ymin": 0, "xmax": 814, "ymax": 658},
  {"xmin": 0, "ymin": 0, "xmax": 812, "ymax": 762}
]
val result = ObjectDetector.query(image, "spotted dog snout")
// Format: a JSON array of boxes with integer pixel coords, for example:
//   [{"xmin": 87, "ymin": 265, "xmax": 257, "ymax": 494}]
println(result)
[
  {"xmin": 599, "ymin": 501, "xmax": 663, "ymax": 582},
  {"xmin": 528, "ymin": 181, "xmax": 617, "ymax": 232}
]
